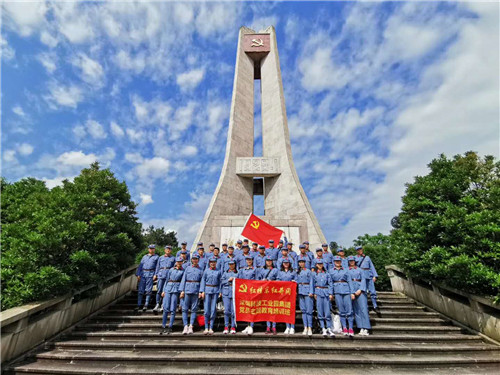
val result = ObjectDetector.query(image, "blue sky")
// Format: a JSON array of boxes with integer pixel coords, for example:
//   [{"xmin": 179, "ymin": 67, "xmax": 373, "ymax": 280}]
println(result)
[{"xmin": 2, "ymin": 1, "xmax": 499, "ymax": 246}]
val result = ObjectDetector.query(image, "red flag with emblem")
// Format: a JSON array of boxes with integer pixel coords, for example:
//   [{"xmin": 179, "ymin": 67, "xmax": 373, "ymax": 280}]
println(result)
[{"xmin": 241, "ymin": 213, "xmax": 283, "ymax": 245}]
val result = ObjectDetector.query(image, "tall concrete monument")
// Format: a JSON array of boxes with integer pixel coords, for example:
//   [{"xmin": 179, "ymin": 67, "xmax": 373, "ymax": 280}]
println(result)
[{"xmin": 192, "ymin": 26, "xmax": 326, "ymax": 252}]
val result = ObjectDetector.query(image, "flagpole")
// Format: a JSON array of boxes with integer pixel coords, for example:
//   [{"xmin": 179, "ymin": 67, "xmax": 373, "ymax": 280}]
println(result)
[{"xmin": 241, "ymin": 211, "xmax": 253, "ymax": 239}]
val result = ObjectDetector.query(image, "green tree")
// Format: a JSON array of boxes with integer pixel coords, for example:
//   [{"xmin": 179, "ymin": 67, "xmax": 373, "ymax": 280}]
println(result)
[
  {"xmin": 391, "ymin": 151, "xmax": 500, "ymax": 299},
  {"xmin": 353, "ymin": 233, "xmax": 393, "ymax": 291},
  {"xmin": 142, "ymin": 225, "xmax": 178, "ymax": 248},
  {"xmin": 1, "ymin": 163, "xmax": 143, "ymax": 309},
  {"xmin": 329, "ymin": 241, "xmax": 338, "ymax": 251}
]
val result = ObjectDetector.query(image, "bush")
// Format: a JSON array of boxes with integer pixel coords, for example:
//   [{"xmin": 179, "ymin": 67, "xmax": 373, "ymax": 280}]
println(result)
[
  {"xmin": 391, "ymin": 152, "xmax": 500, "ymax": 300},
  {"xmin": 0, "ymin": 163, "xmax": 143, "ymax": 310}
]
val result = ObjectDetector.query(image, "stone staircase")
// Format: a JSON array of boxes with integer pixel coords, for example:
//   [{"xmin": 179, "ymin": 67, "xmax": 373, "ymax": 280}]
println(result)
[{"xmin": 6, "ymin": 291, "xmax": 500, "ymax": 374}]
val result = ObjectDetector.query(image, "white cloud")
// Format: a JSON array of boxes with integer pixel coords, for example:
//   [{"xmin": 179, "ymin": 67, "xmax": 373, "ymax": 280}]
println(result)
[
  {"xmin": 126, "ymin": 128, "xmax": 145, "ymax": 144},
  {"xmin": 125, "ymin": 152, "xmax": 144, "ymax": 164},
  {"xmin": 140, "ymin": 193, "xmax": 154, "ymax": 205},
  {"xmin": 0, "ymin": 36, "xmax": 15, "ymax": 61},
  {"xmin": 176, "ymin": 68, "xmax": 205, "ymax": 91},
  {"xmin": 17, "ymin": 143, "xmax": 34, "ymax": 156},
  {"xmin": 2, "ymin": 1, "xmax": 47, "ymax": 37},
  {"xmin": 40, "ymin": 31, "xmax": 58, "ymax": 48},
  {"xmin": 45, "ymin": 82, "xmax": 83, "ymax": 109},
  {"xmin": 42, "ymin": 176, "xmax": 75, "ymax": 189},
  {"xmin": 3, "ymin": 150, "xmax": 17, "ymax": 163},
  {"xmin": 52, "ymin": 2, "xmax": 94, "ymax": 44},
  {"xmin": 337, "ymin": 2, "xmax": 499, "ymax": 244},
  {"xmin": 135, "ymin": 157, "xmax": 170, "ymax": 180},
  {"xmin": 57, "ymin": 151, "xmax": 97, "ymax": 167},
  {"xmin": 86, "ymin": 120, "xmax": 107, "ymax": 140},
  {"xmin": 110, "ymin": 121, "xmax": 125, "ymax": 138},
  {"xmin": 72, "ymin": 53, "xmax": 104, "ymax": 87},
  {"xmin": 12, "ymin": 106, "xmax": 26, "ymax": 117},
  {"xmin": 37, "ymin": 53, "xmax": 57, "ymax": 73},
  {"xmin": 180, "ymin": 145, "xmax": 198, "ymax": 157},
  {"xmin": 114, "ymin": 50, "xmax": 146, "ymax": 73}
]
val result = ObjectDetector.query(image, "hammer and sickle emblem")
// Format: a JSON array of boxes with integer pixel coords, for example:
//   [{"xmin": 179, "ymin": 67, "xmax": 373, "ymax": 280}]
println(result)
[
  {"xmin": 251, "ymin": 38, "xmax": 264, "ymax": 47},
  {"xmin": 250, "ymin": 220, "xmax": 260, "ymax": 230},
  {"xmin": 239, "ymin": 284, "xmax": 248, "ymax": 293}
]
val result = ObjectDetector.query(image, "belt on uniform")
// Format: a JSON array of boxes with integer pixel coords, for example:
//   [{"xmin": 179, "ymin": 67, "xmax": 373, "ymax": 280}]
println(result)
[
  {"xmin": 352, "ymin": 279, "xmax": 362, "ymax": 282},
  {"xmin": 160, "ymin": 267, "xmax": 169, "ymax": 270},
  {"xmin": 143, "ymin": 269, "xmax": 154, "ymax": 271},
  {"xmin": 256, "ymin": 266, "xmax": 264, "ymax": 268},
  {"xmin": 334, "ymin": 281, "xmax": 347, "ymax": 283},
  {"xmin": 299, "ymin": 283, "xmax": 310, "ymax": 285},
  {"xmin": 206, "ymin": 284, "xmax": 217, "ymax": 287},
  {"xmin": 315, "ymin": 286, "xmax": 328, "ymax": 289},
  {"xmin": 362, "ymin": 268, "xmax": 370, "ymax": 270},
  {"xmin": 186, "ymin": 280, "xmax": 200, "ymax": 283},
  {"xmin": 168, "ymin": 280, "xmax": 180, "ymax": 283}
]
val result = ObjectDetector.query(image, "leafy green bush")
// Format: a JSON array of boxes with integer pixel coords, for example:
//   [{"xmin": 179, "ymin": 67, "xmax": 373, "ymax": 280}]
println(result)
[
  {"xmin": 391, "ymin": 152, "xmax": 500, "ymax": 300},
  {"xmin": 1, "ymin": 163, "xmax": 143, "ymax": 310}
]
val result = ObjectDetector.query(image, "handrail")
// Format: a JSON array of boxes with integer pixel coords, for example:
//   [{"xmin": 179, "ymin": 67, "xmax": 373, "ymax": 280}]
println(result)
[{"xmin": 0, "ymin": 264, "xmax": 138, "ymax": 328}]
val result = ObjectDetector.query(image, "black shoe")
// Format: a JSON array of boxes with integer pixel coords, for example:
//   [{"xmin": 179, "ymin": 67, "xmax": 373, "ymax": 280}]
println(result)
[
  {"xmin": 375, "ymin": 307, "xmax": 381, "ymax": 316},
  {"xmin": 160, "ymin": 328, "xmax": 168, "ymax": 335},
  {"xmin": 166, "ymin": 327, "xmax": 172, "ymax": 335},
  {"xmin": 142, "ymin": 306, "xmax": 147, "ymax": 312},
  {"xmin": 133, "ymin": 306, "xmax": 140, "ymax": 312}
]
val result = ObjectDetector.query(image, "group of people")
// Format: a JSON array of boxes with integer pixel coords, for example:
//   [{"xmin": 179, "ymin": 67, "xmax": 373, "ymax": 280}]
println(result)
[{"xmin": 135, "ymin": 238, "xmax": 379, "ymax": 337}]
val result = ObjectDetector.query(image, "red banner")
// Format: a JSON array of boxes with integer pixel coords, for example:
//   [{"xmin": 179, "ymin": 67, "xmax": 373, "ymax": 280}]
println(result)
[
  {"xmin": 233, "ymin": 279, "xmax": 296, "ymax": 324},
  {"xmin": 241, "ymin": 213, "xmax": 283, "ymax": 245}
]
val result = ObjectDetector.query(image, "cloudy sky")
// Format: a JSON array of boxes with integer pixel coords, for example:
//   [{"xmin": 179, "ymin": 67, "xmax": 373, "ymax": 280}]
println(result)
[{"xmin": 2, "ymin": 1, "xmax": 498, "ymax": 246}]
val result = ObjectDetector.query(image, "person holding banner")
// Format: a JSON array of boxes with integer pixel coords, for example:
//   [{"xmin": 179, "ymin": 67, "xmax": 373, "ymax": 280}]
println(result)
[
  {"xmin": 277, "ymin": 259, "xmax": 297, "ymax": 334},
  {"xmin": 179, "ymin": 254, "xmax": 204, "ymax": 335},
  {"xmin": 296, "ymin": 258, "xmax": 314, "ymax": 336},
  {"xmin": 200, "ymin": 258, "xmax": 222, "ymax": 335},
  {"xmin": 220, "ymin": 260, "xmax": 238, "ymax": 334},
  {"xmin": 259, "ymin": 256, "xmax": 279, "ymax": 334},
  {"xmin": 331, "ymin": 256, "xmax": 354, "ymax": 337},
  {"xmin": 238, "ymin": 256, "xmax": 257, "ymax": 335},
  {"xmin": 312, "ymin": 259, "xmax": 335, "ymax": 338},
  {"xmin": 347, "ymin": 255, "xmax": 371, "ymax": 336},
  {"xmin": 159, "ymin": 259, "xmax": 184, "ymax": 335}
]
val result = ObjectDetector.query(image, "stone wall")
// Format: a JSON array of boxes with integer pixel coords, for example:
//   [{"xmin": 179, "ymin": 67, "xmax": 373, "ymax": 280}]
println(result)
[
  {"xmin": 0, "ymin": 265, "xmax": 138, "ymax": 364},
  {"xmin": 386, "ymin": 264, "xmax": 500, "ymax": 342}
]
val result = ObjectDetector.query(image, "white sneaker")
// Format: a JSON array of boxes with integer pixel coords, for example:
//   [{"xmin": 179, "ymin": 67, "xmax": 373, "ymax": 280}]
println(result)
[
  {"xmin": 203, "ymin": 329, "xmax": 209, "ymax": 335},
  {"xmin": 208, "ymin": 329, "xmax": 214, "ymax": 335},
  {"xmin": 328, "ymin": 328, "xmax": 335, "ymax": 337},
  {"xmin": 322, "ymin": 328, "xmax": 328, "ymax": 337},
  {"xmin": 182, "ymin": 325, "xmax": 189, "ymax": 335},
  {"xmin": 160, "ymin": 306, "xmax": 163, "ymax": 313},
  {"xmin": 247, "ymin": 326, "xmax": 253, "ymax": 335},
  {"xmin": 242, "ymin": 326, "xmax": 249, "ymax": 334},
  {"xmin": 307, "ymin": 327, "xmax": 313, "ymax": 336},
  {"xmin": 284, "ymin": 327, "xmax": 290, "ymax": 334},
  {"xmin": 302, "ymin": 328, "xmax": 308, "ymax": 335},
  {"xmin": 188, "ymin": 325, "xmax": 194, "ymax": 334},
  {"xmin": 153, "ymin": 303, "xmax": 160, "ymax": 312},
  {"xmin": 223, "ymin": 327, "xmax": 229, "ymax": 335},
  {"xmin": 289, "ymin": 328, "xmax": 295, "ymax": 335}
]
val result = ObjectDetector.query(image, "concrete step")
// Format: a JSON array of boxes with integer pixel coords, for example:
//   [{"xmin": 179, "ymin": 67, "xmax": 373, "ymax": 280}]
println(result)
[
  {"xmin": 51, "ymin": 339, "xmax": 500, "ymax": 354},
  {"xmin": 67, "ymin": 331, "xmax": 484, "ymax": 343},
  {"xmin": 9, "ymin": 361, "xmax": 500, "ymax": 375},
  {"xmin": 102, "ymin": 309, "xmax": 440, "ymax": 318},
  {"xmin": 74, "ymin": 322, "xmax": 463, "ymax": 334},
  {"xmin": 30, "ymin": 349, "xmax": 500, "ymax": 367},
  {"xmin": 89, "ymin": 315, "xmax": 449, "ymax": 327}
]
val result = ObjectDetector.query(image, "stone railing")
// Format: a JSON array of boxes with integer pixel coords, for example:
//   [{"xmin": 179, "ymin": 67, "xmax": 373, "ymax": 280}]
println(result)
[
  {"xmin": 386, "ymin": 264, "xmax": 500, "ymax": 342},
  {"xmin": 0, "ymin": 264, "xmax": 138, "ymax": 364}
]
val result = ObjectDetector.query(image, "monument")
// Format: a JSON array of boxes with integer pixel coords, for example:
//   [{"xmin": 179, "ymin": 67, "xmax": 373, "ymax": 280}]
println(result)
[{"xmin": 192, "ymin": 26, "xmax": 326, "ymax": 252}]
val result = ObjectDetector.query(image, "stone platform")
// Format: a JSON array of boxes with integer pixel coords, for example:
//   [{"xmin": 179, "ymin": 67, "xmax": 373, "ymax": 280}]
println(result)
[{"xmin": 5, "ymin": 291, "xmax": 500, "ymax": 374}]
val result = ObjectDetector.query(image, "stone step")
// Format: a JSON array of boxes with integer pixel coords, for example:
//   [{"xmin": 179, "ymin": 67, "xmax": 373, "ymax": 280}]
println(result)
[
  {"xmin": 101, "ymin": 309, "xmax": 439, "ymax": 317},
  {"xmin": 52, "ymin": 339, "xmax": 500, "ymax": 354},
  {"xmin": 30, "ymin": 349, "xmax": 500, "ymax": 368},
  {"xmin": 67, "ymin": 331, "xmax": 484, "ymax": 343},
  {"xmin": 9, "ymin": 361, "xmax": 500, "ymax": 375},
  {"xmin": 74, "ymin": 323, "xmax": 463, "ymax": 334},
  {"xmin": 89, "ymin": 315, "xmax": 448, "ymax": 326}
]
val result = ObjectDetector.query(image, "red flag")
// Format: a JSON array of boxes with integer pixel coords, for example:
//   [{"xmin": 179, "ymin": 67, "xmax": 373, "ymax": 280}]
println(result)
[{"xmin": 241, "ymin": 214, "xmax": 283, "ymax": 245}]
